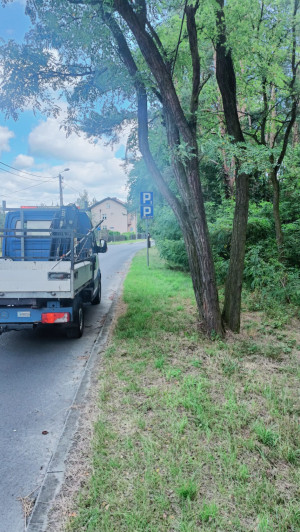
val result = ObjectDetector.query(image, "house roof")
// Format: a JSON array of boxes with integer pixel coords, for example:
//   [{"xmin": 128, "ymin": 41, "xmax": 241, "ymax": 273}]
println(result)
[{"xmin": 90, "ymin": 197, "xmax": 127, "ymax": 210}]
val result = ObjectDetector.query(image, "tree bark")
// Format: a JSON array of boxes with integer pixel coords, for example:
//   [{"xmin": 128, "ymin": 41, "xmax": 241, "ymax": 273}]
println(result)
[
  {"xmin": 222, "ymin": 172, "xmax": 249, "ymax": 330},
  {"xmin": 269, "ymin": 165, "xmax": 284, "ymax": 257},
  {"xmin": 216, "ymin": 0, "xmax": 250, "ymax": 332}
]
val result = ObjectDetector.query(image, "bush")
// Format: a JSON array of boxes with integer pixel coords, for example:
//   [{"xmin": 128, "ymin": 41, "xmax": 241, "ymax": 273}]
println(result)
[
  {"xmin": 283, "ymin": 220, "xmax": 300, "ymax": 267},
  {"xmin": 243, "ymin": 245, "xmax": 300, "ymax": 307},
  {"xmin": 152, "ymin": 200, "xmax": 299, "ymax": 310},
  {"xmin": 155, "ymin": 238, "xmax": 189, "ymax": 271}
]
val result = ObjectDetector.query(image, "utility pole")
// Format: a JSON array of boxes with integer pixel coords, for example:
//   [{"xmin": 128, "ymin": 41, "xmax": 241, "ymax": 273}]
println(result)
[
  {"xmin": 58, "ymin": 168, "xmax": 69, "ymax": 207},
  {"xmin": 59, "ymin": 174, "xmax": 63, "ymax": 207}
]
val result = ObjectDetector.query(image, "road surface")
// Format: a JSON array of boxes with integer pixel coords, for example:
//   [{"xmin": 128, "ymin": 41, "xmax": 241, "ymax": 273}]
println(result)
[{"xmin": 0, "ymin": 241, "xmax": 145, "ymax": 532}]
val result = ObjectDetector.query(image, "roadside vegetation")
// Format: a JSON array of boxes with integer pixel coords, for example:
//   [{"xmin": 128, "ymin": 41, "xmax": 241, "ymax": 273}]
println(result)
[{"xmin": 67, "ymin": 249, "xmax": 300, "ymax": 532}]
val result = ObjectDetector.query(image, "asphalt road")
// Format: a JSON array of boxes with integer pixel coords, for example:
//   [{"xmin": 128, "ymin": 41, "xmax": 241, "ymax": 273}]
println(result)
[{"xmin": 0, "ymin": 241, "xmax": 145, "ymax": 532}]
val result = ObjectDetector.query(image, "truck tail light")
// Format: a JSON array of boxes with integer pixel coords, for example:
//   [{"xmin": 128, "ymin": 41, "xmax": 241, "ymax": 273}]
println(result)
[{"xmin": 41, "ymin": 312, "xmax": 70, "ymax": 324}]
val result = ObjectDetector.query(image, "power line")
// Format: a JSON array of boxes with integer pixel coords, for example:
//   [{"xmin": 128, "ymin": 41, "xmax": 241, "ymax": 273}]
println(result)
[
  {"xmin": 0, "ymin": 166, "xmax": 42, "ymax": 181},
  {"xmin": 0, "ymin": 160, "xmax": 58, "ymax": 180},
  {"xmin": 1, "ymin": 178, "xmax": 57, "ymax": 199},
  {"xmin": 64, "ymin": 183, "xmax": 82, "ymax": 196}
]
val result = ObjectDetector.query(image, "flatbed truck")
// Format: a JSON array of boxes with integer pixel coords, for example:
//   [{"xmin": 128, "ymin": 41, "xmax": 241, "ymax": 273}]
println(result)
[{"xmin": 0, "ymin": 205, "xmax": 107, "ymax": 338}]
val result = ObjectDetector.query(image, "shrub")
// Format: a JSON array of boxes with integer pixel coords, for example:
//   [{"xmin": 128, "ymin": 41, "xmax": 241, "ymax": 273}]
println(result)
[
  {"xmin": 243, "ymin": 245, "xmax": 300, "ymax": 307},
  {"xmin": 155, "ymin": 238, "xmax": 189, "ymax": 271}
]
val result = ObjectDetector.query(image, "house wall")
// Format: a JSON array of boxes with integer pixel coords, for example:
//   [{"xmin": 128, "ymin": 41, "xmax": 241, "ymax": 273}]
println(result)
[{"xmin": 91, "ymin": 199, "xmax": 136, "ymax": 234}]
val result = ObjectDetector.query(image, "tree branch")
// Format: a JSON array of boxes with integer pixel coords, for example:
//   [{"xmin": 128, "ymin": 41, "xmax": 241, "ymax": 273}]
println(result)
[
  {"xmin": 98, "ymin": 3, "xmax": 183, "ymax": 217},
  {"xmin": 113, "ymin": 0, "xmax": 195, "ymax": 147},
  {"xmin": 260, "ymin": 78, "xmax": 268, "ymax": 145},
  {"xmin": 215, "ymin": 0, "xmax": 244, "ymax": 143}
]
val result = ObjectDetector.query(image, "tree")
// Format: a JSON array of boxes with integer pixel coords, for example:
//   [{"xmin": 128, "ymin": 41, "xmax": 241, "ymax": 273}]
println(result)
[{"xmin": 214, "ymin": 0, "xmax": 299, "ymax": 328}]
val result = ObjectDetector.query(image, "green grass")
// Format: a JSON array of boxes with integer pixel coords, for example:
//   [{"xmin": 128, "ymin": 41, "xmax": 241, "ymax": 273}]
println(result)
[
  {"xmin": 108, "ymin": 238, "xmax": 147, "ymax": 246},
  {"xmin": 67, "ymin": 249, "xmax": 300, "ymax": 532}
]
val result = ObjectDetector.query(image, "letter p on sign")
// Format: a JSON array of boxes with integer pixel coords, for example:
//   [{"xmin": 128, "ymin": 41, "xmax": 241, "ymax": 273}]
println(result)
[
  {"xmin": 142, "ymin": 192, "xmax": 151, "ymax": 204},
  {"xmin": 140, "ymin": 205, "xmax": 153, "ymax": 219},
  {"xmin": 140, "ymin": 191, "xmax": 153, "ymax": 205}
]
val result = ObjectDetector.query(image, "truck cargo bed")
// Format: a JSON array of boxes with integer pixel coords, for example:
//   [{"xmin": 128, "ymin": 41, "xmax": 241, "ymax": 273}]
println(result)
[{"xmin": 0, "ymin": 258, "xmax": 94, "ymax": 299}]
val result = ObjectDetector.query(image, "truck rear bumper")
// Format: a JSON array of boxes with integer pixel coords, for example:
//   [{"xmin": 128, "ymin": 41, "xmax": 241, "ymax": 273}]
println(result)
[
  {"xmin": 0, "ymin": 323, "xmax": 39, "ymax": 334},
  {"xmin": 0, "ymin": 306, "xmax": 73, "ymax": 326}
]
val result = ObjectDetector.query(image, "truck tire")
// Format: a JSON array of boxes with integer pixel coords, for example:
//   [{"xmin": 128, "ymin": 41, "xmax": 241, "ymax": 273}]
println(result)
[
  {"xmin": 66, "ymin": 301, "xmax": 84, "ymax": 339},
  {"xmin": 91, "ymin": 279, "xmax": 101, "ymax": 305}
]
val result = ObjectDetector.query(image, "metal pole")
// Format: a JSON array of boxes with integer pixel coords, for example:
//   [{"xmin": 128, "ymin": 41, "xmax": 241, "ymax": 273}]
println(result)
[
  {"xmin": 146, "ymin": 218, "xmax": 149, "ymax": 267},
  {"xmin": 59, "ymin": 174, "xmax": 63, "ymax": 207},
  {"xmin": 20, "ymin": 208, "xmax": 25, "ymax": 261},
  {"xmin": 136, "ymin": 211, "xmax": 138, "ymax": 241}
]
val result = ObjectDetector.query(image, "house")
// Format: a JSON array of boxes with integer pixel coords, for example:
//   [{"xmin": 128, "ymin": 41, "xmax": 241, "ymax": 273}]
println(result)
[{"xmin": 90, "ymin": 197, "xmax": 137, "ymax": 234}]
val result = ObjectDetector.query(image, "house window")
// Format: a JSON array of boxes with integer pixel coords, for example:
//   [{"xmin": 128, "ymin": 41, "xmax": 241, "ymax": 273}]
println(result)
[
  {"xmin": 106, "ymin": 203, "xmax": 110, "ymax": 208},
  {"xmin": 102, "ymin": 214, "xmax": 107, "ymax": 220}
]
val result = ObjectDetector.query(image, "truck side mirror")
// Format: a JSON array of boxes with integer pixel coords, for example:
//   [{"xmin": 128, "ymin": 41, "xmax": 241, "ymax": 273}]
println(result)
[{"xmin": 96, "ymin": 239, "xmax": 107, "ymax": 253}]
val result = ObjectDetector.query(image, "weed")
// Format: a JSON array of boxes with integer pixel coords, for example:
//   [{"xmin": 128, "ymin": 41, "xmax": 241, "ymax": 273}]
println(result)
[
  {"xmin": 254, "ymin": 423, "xmax": 280, "ymax": 448},
  {"xmin": 154, "ymin": 356, "xmax": 165, "ymax": 370},
  {"xmin": 175, "ymin": 416, "xmax": 188, "ymax": 434},
  {"xmin": 262, "ymin": 344, "xmax": 283, "ymax": 360},
  {"xmin": 257, "ymin": 514, "xmax": 274, "ymax": 531},
  {"xmin": 237, "ymin": 464, "xmax": 250, "ymax": 481},
  {"xmin": 222, "ymin": 357, "xmax": 239, "ymax": 376},
  {"xmin": 177, "ymin": 480, "xmax": 197, "ymax": 500},
  {"xmin": 165, "ymin": 367, "xmax": 182, "ymax": 379},
  {"xmin": 191, "ymin": 359, "xmax": 202, "ymax": 368},
  {"xmin": 286, "ymin": 448, "xmax": 300, "ymax": 465},
  {"xmin": 198, "ymin": 502, "xmax": 218, "ymax": 523},
  {"xmin": 235, "ymin": 339, "xmax": 260, "ymax": 357}
]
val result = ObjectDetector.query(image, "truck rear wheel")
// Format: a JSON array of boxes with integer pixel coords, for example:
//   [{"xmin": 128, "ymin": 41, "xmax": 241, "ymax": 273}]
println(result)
[{"xmin": 66, "ymin": 302, "xmax": 84, "ymax": 339}]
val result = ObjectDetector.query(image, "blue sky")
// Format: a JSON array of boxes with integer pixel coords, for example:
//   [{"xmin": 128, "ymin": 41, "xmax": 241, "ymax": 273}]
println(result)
[{"xmin": 0, "ymin": 1, "xmax": 129, "ymax": 207}]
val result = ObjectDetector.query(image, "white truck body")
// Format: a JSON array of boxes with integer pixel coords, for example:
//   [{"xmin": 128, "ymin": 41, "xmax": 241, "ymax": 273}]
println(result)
[{"xmin": 0, "ymin": 259, "xmax": 94, "ymax": 299}]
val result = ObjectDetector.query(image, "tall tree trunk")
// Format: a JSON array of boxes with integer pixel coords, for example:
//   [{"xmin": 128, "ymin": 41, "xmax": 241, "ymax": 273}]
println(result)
[
  {"xmin": 216, "ymin": 0, "xmax": 250, "ymax": 332},
  {"xmin": 269, "ymin": 166, "xmax": 284, "ymax": 257},
  {"xmin": 222, "ymin": 172, "xmax": 249, "ymax": 330},
  {"xmin": 292, "ymin": 122, "xmax": 299, "ymax": 147}
]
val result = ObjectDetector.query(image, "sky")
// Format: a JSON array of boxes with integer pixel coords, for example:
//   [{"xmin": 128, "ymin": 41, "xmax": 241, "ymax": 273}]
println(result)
[{"xmin": 0, "ymin": 1, "xmax": 130, "ymax": 208}]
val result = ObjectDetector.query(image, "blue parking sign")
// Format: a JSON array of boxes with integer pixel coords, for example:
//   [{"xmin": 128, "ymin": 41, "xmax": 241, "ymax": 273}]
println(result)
[
  {"xmin": 140, "ymin": 204, "xmax": 153, "ymax": 219},
  {"xmin": 140, "ymin": 191, "xmax": 153, "ymax": 205},
  {"xmin": 140, "ymin": 191, "xmax": 154, "ymax": 219}
]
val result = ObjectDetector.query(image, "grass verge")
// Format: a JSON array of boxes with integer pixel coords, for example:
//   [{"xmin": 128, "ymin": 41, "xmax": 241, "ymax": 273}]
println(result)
[{"xmin": 68, "ymin": 249, "xmax": 300, "ymax": 531}]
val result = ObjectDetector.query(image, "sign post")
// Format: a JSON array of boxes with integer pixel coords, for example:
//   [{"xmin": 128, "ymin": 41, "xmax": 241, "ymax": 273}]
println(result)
[{"xmin": 140, "ymin": 192, "xmax": 153, "ymax": 267}]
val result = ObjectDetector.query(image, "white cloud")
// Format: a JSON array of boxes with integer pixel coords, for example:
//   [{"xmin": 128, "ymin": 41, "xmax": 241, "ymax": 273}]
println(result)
[
  {"xmin": 0, "ymin": 126, "xmax": 14, "ymax": 157},
  {"xmin": 13, "ymin": 154, "xmax": 35, "ymax": 168},
  {"xmin": 1, "ymin": 117, "xmax": 131, "ymax": 208},
  {"xmin": 28, "ymin": 117, "xmax": 126, "ymax": 163}
]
